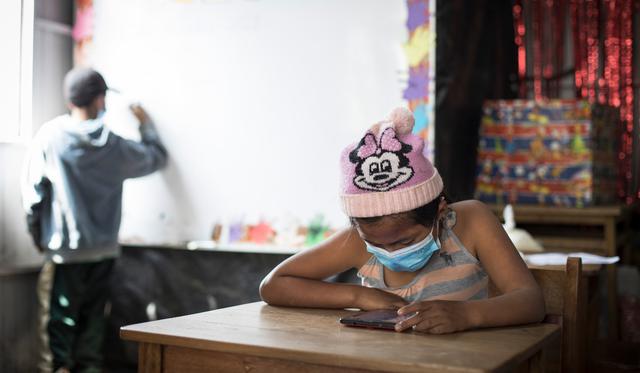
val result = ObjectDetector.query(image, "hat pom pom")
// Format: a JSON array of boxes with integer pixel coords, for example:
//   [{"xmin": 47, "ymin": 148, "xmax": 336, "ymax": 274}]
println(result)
[{"xmin": 388, "ymin": 107, "xmax": 414, "ymax": 134}]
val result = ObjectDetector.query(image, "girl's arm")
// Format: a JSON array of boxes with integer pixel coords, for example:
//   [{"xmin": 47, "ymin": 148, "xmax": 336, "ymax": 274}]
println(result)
[
  {"xmin": 260, "ymin": 228, "xmax": 407, "ymax": 310},
  {"xmin": 461, "ymin": 201, "xmax": 545, "ymax": 327},
  {"xmin": 396, "ymin": 201, "xmax": 545, "ymax": 333}
]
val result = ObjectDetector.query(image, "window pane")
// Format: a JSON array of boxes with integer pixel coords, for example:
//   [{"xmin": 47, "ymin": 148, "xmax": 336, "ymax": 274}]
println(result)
[{"xmin": 0, "ymin": 1, "xmax": 22, "ymax": 140}]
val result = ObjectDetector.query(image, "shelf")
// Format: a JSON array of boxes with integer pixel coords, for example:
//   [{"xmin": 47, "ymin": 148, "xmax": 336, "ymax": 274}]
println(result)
[
  {"xmin": 186, "ymin": 241, "xmax": 302, "ymax": 255},
  {"xmin": 489, "ymin": 204, "xmax": 629, "ymax": 220},
  {"xmin": 534, "ymin": 237, "xmax": 606, "ymax": 252},
  {"xmin": 121, "ymin": 241, "xmax": 305, "ymax": 255}
]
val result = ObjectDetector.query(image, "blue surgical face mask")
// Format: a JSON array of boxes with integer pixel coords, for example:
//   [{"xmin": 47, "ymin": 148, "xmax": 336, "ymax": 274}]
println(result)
[
  {"xmin": 365, "ymin": 223, "xmax": 440, "ymax": 272},
  {"xmin": 95, "ymin": 109, "xmax": 106, "ymax": 120},
  {"xmin": 78, "ymin": 109, "xmax": 105, "ymax": 129}
]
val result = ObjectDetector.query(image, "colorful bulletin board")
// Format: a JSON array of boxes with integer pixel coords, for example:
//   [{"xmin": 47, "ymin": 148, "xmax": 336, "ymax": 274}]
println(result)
[{"xmin": 404, "ymin": 0, "xmax": 435, "ymax": 161}]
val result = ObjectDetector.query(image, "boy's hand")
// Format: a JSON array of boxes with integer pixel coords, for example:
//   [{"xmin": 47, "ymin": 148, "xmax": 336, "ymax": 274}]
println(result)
[
  {"xmin": 395, "ymin": 300, "xmax": 475, "ymax": 334},
  {"xmin": 355, "ymin": 287, "xmax": 408, "ymax": 311},
  {"xmin": 129, "ymin": 104, "xmax": 150, "ymax": 125}
]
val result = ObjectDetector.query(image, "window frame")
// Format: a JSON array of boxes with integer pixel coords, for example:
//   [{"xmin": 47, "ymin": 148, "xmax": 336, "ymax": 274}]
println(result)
[{"xmin": 0, "ymin": 0, "xmax": 34, "ymax": 143}]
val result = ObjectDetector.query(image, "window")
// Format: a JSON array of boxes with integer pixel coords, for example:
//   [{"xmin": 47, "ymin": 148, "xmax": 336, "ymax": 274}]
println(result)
[{"xmin": 0, "ymin": 0, "xmax": 33, "ymax": 142}]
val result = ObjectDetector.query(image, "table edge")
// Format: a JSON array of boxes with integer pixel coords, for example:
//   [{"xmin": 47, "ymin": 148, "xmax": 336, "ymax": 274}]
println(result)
[{"xmin": 120, "ymin": 321, "xmax": 560, "ymax": 373}]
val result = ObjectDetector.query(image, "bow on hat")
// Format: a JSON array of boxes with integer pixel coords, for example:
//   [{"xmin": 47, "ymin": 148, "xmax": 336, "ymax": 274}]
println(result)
[{"xmin": 356, "ymin": 128, "xmax": 403, "ymax": 159}]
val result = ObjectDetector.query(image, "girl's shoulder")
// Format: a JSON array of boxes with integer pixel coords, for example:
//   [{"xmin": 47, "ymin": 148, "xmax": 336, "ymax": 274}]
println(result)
[
  {"xmin": 449, "ymin": 198, "xmax": 489, "ymax": 210},
  {"xmin": 448, "ymin": 200, "xmax": 498, "ymax": 255},
  {"xmin": 449, "ymin": 199, "xmax": 494, "ymax": 221}
]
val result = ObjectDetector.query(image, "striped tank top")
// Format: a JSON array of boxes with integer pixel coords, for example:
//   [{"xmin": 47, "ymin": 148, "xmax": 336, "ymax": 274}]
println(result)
[{"xmin": 357, "ymin": 209, "xmax": 488, "ymax": 302}]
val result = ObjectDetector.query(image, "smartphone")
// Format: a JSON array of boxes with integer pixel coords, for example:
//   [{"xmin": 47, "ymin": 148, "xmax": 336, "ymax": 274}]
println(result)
[{"xmin": 339, "ymin": 309, "xmax": 413, "ymax": 330}]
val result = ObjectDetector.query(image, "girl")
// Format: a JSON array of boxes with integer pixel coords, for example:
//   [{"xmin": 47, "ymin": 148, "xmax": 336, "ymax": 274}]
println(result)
[{"xmin": 260, "ymin": 108, "xmax": 545, "ymax": 334}]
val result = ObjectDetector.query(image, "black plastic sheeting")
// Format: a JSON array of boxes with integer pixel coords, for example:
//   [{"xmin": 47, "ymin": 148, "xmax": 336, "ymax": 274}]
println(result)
[
  {"xmin": 435, "ymin": 0, "xmax": 517, "ymax": 201},
  {"xmin": 104, "ymin": 247, "xmax": 291, "ymax": 372},
  {"xmin": 104, "ymin": 247, "xmax": 357, "ymax": 372}
]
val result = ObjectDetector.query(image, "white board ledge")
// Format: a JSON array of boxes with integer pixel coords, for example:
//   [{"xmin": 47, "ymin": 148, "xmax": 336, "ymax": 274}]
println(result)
[
  {"xmin": 187, "ymin": 241, "xmax": 302, "ymax": 255},
  {"xmin": 120, "ymin": 240, "xmax": 302, "ymax": 255}
]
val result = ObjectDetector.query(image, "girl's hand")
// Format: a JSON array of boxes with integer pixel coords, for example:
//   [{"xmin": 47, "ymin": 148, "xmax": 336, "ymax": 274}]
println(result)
[
  {"xmin": 395, "ymin": 300, "xmax": 475, "ymax": 334},
  {"xmin": 355, "ymin": 287, "xmax": 408, "ymax": 311}
]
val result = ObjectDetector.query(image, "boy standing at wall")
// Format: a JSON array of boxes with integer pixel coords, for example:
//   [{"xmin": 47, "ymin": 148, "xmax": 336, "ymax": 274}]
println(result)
[{"xmin": 22, "ymin": 68, "xmax": 168, "ymax": 373}]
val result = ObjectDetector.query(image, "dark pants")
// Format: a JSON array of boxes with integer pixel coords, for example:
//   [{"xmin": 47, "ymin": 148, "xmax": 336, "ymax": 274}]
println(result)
[{"xmin": 38, "ymin": 259, "xmax": 115, "ymax": 373}]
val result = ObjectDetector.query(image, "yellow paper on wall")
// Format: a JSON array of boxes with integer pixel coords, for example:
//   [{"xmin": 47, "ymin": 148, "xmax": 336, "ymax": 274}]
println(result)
[{"xmin": 404, "ymin": 25, "xmax": 434, "ymax": 67}]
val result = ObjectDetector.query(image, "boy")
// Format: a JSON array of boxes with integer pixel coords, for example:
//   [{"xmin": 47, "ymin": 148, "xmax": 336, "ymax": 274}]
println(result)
[{"xmin": 22, "ymin": 68, "xmax": 168, "ymax": 373}]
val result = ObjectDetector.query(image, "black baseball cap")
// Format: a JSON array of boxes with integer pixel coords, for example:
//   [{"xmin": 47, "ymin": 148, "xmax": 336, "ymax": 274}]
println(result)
[{"xmin": 63, "ymin": 68, "xmax": 109, "ymax": 108}]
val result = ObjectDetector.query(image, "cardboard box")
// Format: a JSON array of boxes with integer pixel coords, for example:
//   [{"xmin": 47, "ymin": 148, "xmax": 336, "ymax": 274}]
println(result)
[{"xmin": 475, "ymin": 99, "xmax": 619, "ymax": 207}]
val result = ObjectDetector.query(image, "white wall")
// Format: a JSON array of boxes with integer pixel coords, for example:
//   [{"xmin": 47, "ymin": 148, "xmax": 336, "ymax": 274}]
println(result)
[
  {"xmin": 0, "ymin": 152, "xmax": 4, "ymax": 263},
  {"xmin": 0, "ymin": 145, "xmax": 37, "ymax": 267},
  {"xmin": 92, "ymin": 0, "xmax": 409, "ymax": 244}
]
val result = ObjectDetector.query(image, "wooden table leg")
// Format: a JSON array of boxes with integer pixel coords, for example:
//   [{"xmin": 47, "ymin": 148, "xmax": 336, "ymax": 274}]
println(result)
[
  {"xmin": 606, "ymin": 264, "xmax": 619, "ymax": 340},
  {"xmin": 604, "ymin": 220, "xmax": 619, "ymax": 341},
  {"xmin": 139, "ymin": 343, "xmax": 162, "ymax": 373},
  {"xmin": 587, "ymin": 275, "xmax": 600, "ymax": 355},
  {"xmin": 623, "ymin": 213, "xmax": 632, "ymax": 265},
  {"xmin": 528, "ymin": 349, "xmax": 545, "ymax": 373}
]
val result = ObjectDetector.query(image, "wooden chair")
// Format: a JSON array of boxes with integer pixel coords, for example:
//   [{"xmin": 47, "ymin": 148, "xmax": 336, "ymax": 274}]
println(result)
[{"xmin": 490, "ymin": 257, "xmax": 587, "ymax": 373}]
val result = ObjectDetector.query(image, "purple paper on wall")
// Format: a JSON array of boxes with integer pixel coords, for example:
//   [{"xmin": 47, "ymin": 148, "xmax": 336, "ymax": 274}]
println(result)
[
  {"xmin": 406, "ymin": 1, "xmax": 429, "ymax": 32},
  {"xmin": 403, "ymin": 67, "xmax": 429, "ymax": 101}
]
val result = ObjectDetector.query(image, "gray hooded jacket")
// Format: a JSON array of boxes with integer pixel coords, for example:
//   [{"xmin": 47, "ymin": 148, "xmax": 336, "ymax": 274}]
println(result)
[{"xmin": 21, "ymin": 114, "xmax": 168, "ymax": 263}]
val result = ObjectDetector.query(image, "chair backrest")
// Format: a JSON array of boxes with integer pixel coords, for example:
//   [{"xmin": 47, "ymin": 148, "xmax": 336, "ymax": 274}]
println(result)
[
  {"xmin": 489, "ymin": 257, "xmax": 586, "ymax": 373},
  {"xmin": 529, "ymin": 257, "xmax": 586, "ymax": 373}
]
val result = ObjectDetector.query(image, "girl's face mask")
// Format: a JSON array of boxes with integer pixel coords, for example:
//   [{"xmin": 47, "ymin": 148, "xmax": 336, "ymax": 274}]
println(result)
[{"xmin": 364, "ymin": 218, "xmax": 440, "ymax": 272}]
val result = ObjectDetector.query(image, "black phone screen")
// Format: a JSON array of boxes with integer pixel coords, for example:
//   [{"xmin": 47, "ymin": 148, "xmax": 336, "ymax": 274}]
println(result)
[{"xmin": 339, "ymin": 309, "xmax": 413, "ymax": 330}]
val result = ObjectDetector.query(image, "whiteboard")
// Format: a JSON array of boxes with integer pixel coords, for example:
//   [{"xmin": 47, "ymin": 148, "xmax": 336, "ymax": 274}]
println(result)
[{"xmin": 91, "ymin": 0, "xmax": 410, "ymax": 244}]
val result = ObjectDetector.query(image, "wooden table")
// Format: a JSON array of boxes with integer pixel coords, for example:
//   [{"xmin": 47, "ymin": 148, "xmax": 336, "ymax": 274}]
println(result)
[
  {"xmin": 488, "ymin": 204, "xmax": 632, "ymax": 257},
  {"xmin": 121, "ymin": 302, "xmax": 560, "ymax": 373},
  {"xmin": 490, "ymin": 204, "xmax": 633, "ymax": 340}
]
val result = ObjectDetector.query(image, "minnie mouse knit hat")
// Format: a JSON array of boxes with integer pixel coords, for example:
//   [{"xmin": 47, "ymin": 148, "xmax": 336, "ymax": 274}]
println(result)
[{"xmin": 340, "ymin": 107, "xmax": 443, "ymax": 217}]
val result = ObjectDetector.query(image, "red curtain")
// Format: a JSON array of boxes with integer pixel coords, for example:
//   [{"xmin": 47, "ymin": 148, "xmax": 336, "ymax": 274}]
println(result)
[{"xmin": 513, "ymin": 0, "xmax": 639, "ymax": 203}]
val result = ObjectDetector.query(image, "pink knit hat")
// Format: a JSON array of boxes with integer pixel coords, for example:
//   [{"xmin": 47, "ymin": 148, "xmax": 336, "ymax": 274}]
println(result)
[{"xmin": 340, "ymin": 107, "xmax": 443, "ymax": 217}]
